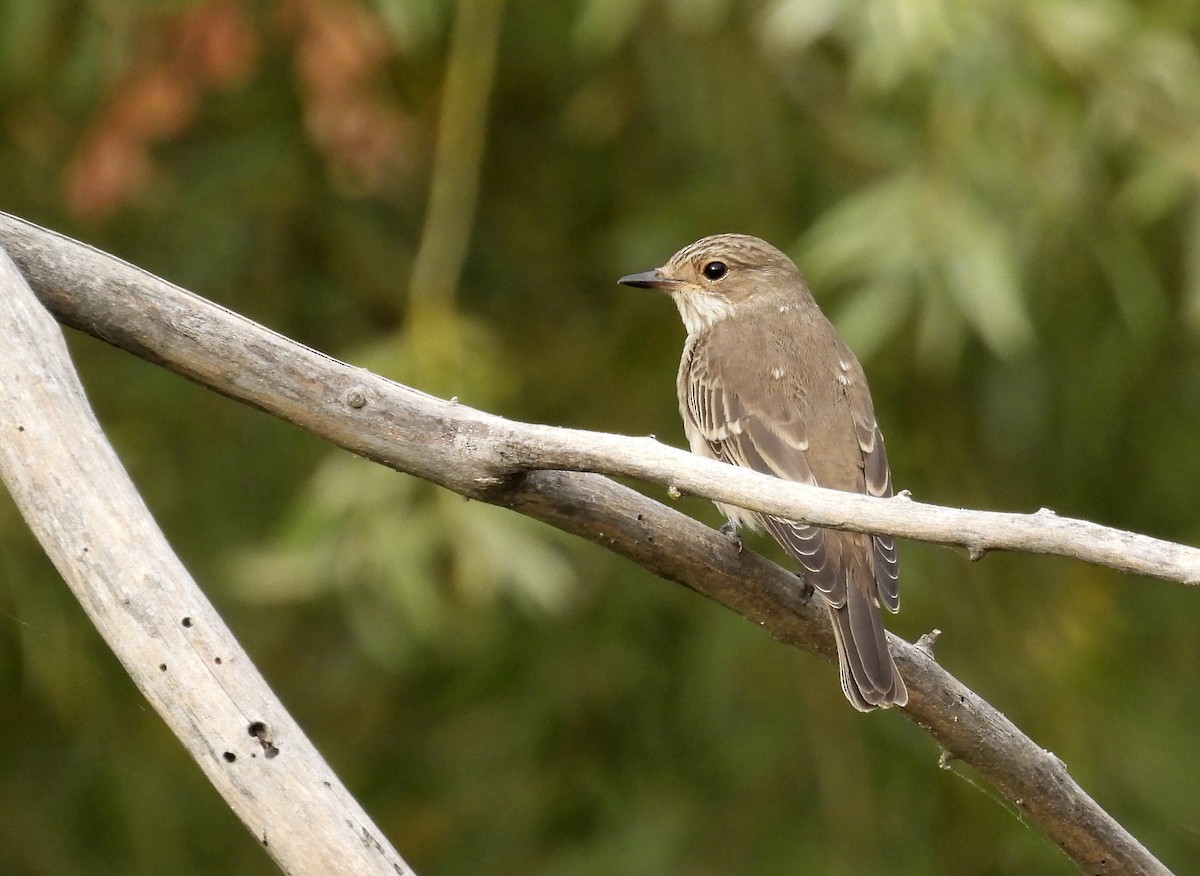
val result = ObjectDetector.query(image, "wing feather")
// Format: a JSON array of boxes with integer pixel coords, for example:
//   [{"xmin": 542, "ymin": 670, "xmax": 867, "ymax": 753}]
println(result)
[
  {"xmin": 855, "ymin": 413, "xmax": 899, "ymax": 612},
  {"xmin": 680, "ymin": 328, "xmax": 897, "ymax": 613},
  {"xmin": 681, "ymin": 338, "xmax": 840, "ymax": 601}
]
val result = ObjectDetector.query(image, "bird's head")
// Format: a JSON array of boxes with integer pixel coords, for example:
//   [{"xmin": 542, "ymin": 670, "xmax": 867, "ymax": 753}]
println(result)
[{"xmin": 618, "ymin": 233, "xmax": 806, "ymax": 334}]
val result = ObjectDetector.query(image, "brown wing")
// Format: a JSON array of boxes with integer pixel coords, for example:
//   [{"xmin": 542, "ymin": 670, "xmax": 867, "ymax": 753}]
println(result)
[
  {"xmin": 680, "ymin": 326, "xmax": 899, "ymax": 614},
  {"xmin": 681, "ymin": 335, "xmax": 840, "ymax": 603},
  {"xmin": 853, "ymin": 405, "xmax": 899, "ymax": 613}
]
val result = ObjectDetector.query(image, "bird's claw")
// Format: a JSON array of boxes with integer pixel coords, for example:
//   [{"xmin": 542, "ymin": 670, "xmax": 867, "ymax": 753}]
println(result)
[
  {"xmin": 718, "ymin": 521, "xmax": 743, "ymax": 553},
  {"xmin": 793, "ymin": 573, "xmax": 815, "ymax": 603}
]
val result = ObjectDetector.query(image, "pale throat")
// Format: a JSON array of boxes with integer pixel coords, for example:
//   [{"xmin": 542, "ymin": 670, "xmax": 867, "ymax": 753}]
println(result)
[{"xmin": 671, "ymin": 289, "xmax": 736, "ymax": 335}]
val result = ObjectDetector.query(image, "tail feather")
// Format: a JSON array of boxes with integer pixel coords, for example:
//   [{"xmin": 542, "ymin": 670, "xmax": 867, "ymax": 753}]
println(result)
[{"xmin": 827, "ymin": 572, "xmax": 907, "ymax": 711}]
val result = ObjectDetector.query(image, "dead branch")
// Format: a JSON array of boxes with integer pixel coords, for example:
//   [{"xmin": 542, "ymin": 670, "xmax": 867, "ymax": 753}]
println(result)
[
  {"xmin": 0, "ymin": 240, "xmax": 414, "ymax": 874},
  {"xmin": 0, "ymin": 212, "xmax": 1176, "ymax": 875}
]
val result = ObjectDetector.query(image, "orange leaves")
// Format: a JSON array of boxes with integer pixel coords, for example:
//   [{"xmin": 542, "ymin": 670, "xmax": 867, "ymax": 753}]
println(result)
[
  {"xmin": 63, "ymin": 0, "xmax": 419, "ymax": 218},
  {"xmin": 63, "ymin": 2, "xmax": 259, "ymax": 220},
  {"xmin": 282, "ymin": 0, "xmax": 419, "ymax": 195}
]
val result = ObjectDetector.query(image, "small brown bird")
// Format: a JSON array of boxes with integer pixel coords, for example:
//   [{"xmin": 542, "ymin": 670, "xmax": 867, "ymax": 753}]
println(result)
[{"xmin": 620, "ymin": 233, "xmax": 906, "ymax": 710}]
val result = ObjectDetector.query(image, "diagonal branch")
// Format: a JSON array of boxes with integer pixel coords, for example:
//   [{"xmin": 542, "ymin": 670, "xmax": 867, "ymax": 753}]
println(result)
[
  {"xmin": 0, "ymin": 212, "xmax": 1176, "ymax": 875},
  {"xmin": 497, "ymin": 427, "xmax": 1200, "ymax": 585},
  {"xmin": 0, "ymin": 245, "xmax": 415, "ymax": 875},
  {"xmin": 2, "ymin": 215, "xmax": 1195, "ymax": 587}
]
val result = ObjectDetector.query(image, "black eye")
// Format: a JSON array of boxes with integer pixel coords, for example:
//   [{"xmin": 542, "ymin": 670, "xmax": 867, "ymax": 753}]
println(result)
[{"xmin": 702, "ymin": 261, "xmax": 727, "ymax": 280}]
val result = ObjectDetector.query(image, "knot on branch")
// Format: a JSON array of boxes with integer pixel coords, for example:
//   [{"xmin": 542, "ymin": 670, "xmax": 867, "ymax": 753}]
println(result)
[{"xmin": 462, "ymin": 458, "xmax": 532, "ymax": 505}]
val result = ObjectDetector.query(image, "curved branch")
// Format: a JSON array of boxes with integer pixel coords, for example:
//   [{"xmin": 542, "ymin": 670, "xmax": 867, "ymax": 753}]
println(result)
[
  {"xmin": 500, "ymin": 427, "xmax": 1200, "ymax": 585},
  {"xmin": 0, "ymin": 212, "xmax": 1175, "ymax": 875},
  {"xmin": 2, "ymin": 216, "xmax": 1195, "ymax": 586},
  {"xmin": 0, "ymin": 245, "xmax": 414, "ymax": 874}
]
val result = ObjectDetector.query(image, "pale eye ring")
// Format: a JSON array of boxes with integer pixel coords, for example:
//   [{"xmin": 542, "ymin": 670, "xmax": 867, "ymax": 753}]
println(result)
[{"xmin": 702, "ymin": 261, "xmax": 727, "ymax": 280}]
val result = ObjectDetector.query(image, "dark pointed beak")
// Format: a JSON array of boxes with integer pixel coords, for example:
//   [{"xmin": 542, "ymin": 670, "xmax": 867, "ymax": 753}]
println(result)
[{"xmin": 618, "ymin": 270, "xmax": 681, "ymax": 290}]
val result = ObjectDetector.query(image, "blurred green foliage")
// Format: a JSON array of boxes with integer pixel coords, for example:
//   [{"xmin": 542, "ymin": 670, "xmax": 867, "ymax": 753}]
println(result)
[{"xmin": 2, "ymin": 0, "xmax": 1200, "ymax": 873}]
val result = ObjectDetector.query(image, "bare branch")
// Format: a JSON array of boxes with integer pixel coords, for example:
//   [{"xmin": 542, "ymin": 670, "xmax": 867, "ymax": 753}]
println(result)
[
  {"xmin": 4, "ymin": 214, "xmax": 1195, "ymax": 588},
  {"xmin": 504, "ymin": 428, "xmax": 1200, "ymax": 585},
  {"xmin": 0, "ymin": 212, "xmax": 1176, "ymax": 875},
  {"xmin": 0, "ymin": 242, "xmax": 415, "ymax": 873}
]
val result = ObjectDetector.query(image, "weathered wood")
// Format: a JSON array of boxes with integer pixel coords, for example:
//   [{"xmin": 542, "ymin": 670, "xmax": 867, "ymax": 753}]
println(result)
[
  {"xmin": 3, "ymin": 216, "xmax": 1196, "ymax": 588},
  {"xmin": 0, "ymin": 211, "xmax": 1176, "ymax": 875},
  {"xmin": 0, "ymin": 244, "xmax": 414, "ymax": 875}
]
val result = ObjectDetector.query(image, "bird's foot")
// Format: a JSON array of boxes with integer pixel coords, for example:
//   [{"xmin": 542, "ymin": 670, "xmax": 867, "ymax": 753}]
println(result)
[
  {"xmin": 793, "ymin": 574, "xmax": 815, "ymax": 603},
  {"xmin": 718, "ymin": 521, "xmax": 743, "ymax": 553}
]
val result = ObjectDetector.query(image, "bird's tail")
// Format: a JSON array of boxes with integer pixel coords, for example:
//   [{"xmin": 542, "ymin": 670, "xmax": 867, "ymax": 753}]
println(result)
[{"xmin": 827, "ymin": 572, "xmax": 907, "ymax": 711}]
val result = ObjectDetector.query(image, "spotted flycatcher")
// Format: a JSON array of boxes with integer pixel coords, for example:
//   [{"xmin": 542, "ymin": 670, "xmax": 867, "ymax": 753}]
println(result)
[{"xmin": 620, "ymin": 233, "xmax": 906, "ymax": 710}]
